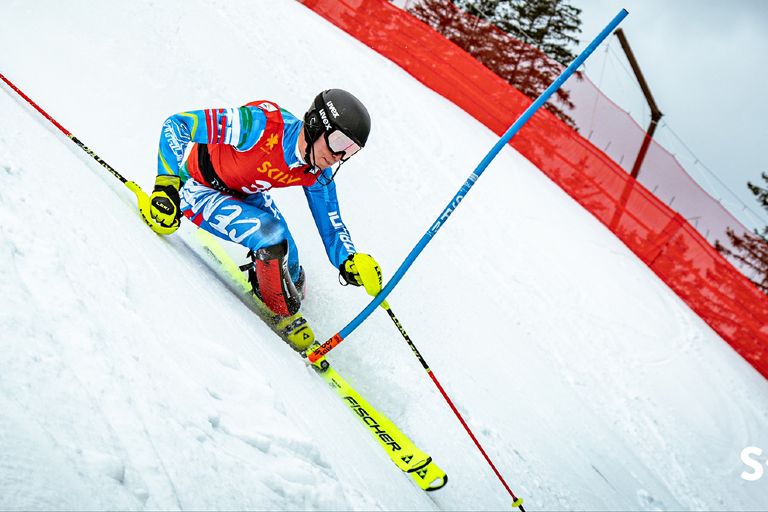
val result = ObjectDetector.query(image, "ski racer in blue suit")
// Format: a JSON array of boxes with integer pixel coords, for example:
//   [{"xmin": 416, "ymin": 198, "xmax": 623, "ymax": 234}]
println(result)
[{"xmin": 149, "ymin": 89, "xmax": 383, "ymax": 352}]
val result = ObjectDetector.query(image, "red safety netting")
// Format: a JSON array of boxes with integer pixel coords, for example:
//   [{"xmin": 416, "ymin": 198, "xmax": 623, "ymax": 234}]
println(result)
[
  {"xmin": 399, "ymin": 0, "xmax": 762, "ymax": 274},
  {"xmin": 299, "ymin": 0, "xmax": 768, "ymax": 377},
  {"xmin": 563, "ymin": 62, "xmax": 755, "ymax": 262}
]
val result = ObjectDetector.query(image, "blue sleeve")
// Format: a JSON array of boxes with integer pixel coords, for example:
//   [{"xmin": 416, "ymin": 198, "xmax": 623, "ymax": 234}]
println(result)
[
  {"xmin": 157, "ymin": 107, "xmax": 266, "ymax": 176},
  {"xmin": 303, "ymin": 169, "xmax": 357, "ymax": 269}
]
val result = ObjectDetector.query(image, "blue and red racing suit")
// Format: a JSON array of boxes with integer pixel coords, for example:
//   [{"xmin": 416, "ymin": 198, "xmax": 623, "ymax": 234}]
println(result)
[{"xmin": 157, "ymin": 100, "xmax": 356, "ymax": 283}]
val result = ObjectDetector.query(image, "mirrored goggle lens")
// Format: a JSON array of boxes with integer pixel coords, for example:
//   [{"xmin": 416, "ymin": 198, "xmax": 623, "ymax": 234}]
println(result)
[{"xmin": 326, "ymin": 130, "xmax": 362, "ymax": 158}]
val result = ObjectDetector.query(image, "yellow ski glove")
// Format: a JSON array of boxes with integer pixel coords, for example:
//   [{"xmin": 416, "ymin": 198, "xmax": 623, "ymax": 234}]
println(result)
[
  {"xmin": 339, "ymin": 253, "xmax": 383, "ymax": 297},
  {"xmin": 149, "ymin": 174, "xmax": 181, "ymax": 232}
]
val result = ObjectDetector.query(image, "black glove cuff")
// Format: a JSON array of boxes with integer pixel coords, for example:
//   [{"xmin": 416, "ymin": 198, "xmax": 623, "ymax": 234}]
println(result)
[
  {"xmin": 153, "ymin": 183, "xmax": 181, "ymax": 207},
  {"xmin": 338, "ymin": 258, "xmax": 360, "ymax": 287}
]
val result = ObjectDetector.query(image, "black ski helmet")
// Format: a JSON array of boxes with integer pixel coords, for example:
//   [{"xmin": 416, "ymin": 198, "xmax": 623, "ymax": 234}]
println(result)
[{"xmin": 303, "ymin": 89, "xmax": 371, "ymax": 163}]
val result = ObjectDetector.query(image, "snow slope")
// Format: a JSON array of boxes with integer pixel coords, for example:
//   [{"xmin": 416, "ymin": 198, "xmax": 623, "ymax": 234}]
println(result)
[{"xmin": 1, "ymin": 0, "xmax": 768, "ymax": 509}]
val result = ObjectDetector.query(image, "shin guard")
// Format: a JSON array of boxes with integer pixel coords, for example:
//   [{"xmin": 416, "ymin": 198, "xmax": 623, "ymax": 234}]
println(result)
[{"xmin": 253, "ymin": 241, "xmax": 301, "ymax": 317}]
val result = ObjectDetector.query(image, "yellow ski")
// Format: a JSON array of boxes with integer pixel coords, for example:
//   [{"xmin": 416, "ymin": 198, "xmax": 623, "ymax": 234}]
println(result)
[
  {"xmin": 192, "ymin": 229, "xmax": 447, "ymax": 491},
  {"xmin": 316, "ymin": 361, "xmax": 447, "ymax": 489}
]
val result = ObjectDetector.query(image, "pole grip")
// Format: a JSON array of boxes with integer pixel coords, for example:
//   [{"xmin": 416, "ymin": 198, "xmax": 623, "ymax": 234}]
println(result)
[{"xmin": 126, "ymin": 181, "xmax": 179, "ymax": 235}]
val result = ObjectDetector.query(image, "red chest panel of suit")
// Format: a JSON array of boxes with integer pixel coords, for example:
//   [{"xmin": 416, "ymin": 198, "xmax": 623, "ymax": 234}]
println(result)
[{"xmin": 188, "ymin": 100, "xmax": 316, "ymax": 195}]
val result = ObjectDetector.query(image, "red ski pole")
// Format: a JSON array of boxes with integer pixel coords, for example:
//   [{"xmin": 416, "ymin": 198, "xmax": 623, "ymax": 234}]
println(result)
[
  {"xmin": 381, "ymin": 302, "xmax": 526, "ymax": 510},
  {"xmin": 0, "ymin": 71, "xmax": 174, "ymax": 235}
]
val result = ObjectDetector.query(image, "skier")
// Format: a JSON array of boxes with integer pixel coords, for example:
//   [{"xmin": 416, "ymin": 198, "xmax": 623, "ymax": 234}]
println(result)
[{"xmin": 149, "ymin": 89, "xmax": 383, "ymax": 352}]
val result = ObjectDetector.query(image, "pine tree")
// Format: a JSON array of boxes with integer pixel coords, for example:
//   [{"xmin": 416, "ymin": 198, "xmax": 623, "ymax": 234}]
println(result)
[
  {"xmin": 464, "ymin": 0, "xmax": 582, "ymax": 67},
  {"xmin": 715, "ymin": 172, "xmax": 768, "ymax": 294},
  {"xmin": 409, "ymin": 0, "xmax": 582, "ymax": 127},
  {"xmin": 408, "ymin": 0, "xmax": 453, "ymax": 38}
]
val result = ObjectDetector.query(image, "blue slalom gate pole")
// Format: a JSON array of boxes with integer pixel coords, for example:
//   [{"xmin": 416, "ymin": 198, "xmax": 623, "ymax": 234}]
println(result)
[{"xmin": 309, "ymin": 8, "xmax": 629, "ymax": 363}]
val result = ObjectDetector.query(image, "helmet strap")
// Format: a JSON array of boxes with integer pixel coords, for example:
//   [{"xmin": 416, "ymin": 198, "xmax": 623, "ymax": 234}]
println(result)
[
  {"xmin": 316, "ymin": 160, "xmax": 344, "ymax": 186},
  {"xmin": 304, "ymin": 123, "xmax": 327, "ymax": 177}
]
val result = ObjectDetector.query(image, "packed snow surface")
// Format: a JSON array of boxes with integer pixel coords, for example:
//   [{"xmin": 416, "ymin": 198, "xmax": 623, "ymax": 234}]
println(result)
[{"xmin": 1, "ymin": 0, "xmax": 767, "ymax": 510}]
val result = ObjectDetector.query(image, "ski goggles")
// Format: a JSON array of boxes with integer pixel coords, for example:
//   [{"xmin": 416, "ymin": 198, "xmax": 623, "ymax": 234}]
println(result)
[{"xmin": 325, "ymin": 129, "xmax": 362, "ymax": 160}]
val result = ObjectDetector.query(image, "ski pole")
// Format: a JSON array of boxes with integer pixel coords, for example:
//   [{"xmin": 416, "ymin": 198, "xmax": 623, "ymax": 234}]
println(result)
[
  {"xmin": 0, "ymin": 71, "xmax": 174, "ymax": 235},
  {"xmin": 307, "ymin": 8, "xmax": 629, "ymax": 363},
  {"xmin": 381, "ymin": 302, "xmax": 525, "ymax": 509}
]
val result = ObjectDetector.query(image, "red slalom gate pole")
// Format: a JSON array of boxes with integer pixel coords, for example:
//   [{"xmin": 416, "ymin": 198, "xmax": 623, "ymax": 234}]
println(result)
[
  {"xmin": 381, "ymin": 303, "xmax": 525, "ymax": 510},
  {"xmin": 0, "ymin": 71, "xmax": 174, "ymax": 235},
  {"xmin": 0, "ymin": 73, "xmax": 72, "ymax": 138}
]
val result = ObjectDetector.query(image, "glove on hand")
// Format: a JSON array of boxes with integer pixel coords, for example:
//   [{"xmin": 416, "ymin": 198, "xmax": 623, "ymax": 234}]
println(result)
[
  {"xmin": 150, "ymin": 174, "xmax": 181, "ymax": 231},
  {"xmin": 339, "ymin": 253, "xmax": 383, "ymax": 297}
]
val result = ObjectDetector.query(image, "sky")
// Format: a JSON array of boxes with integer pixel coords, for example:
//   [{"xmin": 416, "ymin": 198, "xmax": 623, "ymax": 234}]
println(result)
[{"xmin": 570, "ymin": 0, "xmax": 768, "ymax": 231}]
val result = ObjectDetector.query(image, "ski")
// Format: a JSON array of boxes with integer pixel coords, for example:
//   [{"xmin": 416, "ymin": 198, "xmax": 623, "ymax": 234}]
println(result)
[
  {"xmin": 189, "ymin": 228, "xmax": 447, "ymax": 491},
  {"xmin": 313, "ymin": 361, "xmax": 447, "ymax": 490}
]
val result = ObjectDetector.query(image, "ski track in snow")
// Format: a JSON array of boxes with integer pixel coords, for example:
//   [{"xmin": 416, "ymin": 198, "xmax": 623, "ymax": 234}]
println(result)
[{"xmin": 2, "ymin": 0, "xmax": 768, "ymax": 510}]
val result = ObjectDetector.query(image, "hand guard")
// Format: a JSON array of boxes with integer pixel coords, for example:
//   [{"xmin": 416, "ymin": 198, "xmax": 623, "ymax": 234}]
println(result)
[
  {"xmin": 339, "ymin": 253, "xmax": 383, "ymax": 297},
  {"xmin": 150, "ymin": 174, "xmax": 181, "ymax": 232}
]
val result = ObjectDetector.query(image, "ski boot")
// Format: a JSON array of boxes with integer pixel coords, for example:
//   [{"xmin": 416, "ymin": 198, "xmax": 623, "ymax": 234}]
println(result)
[{"xmin": 274, "ymin": 312, "xmax": 315, "ymax": 352}]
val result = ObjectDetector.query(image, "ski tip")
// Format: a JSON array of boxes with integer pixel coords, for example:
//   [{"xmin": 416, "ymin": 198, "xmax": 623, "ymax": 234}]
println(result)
[
  {"xmin": 410, "ymin": 460, "xmax": 448, "ymax": 491},
  {"xmin": 424, "ymin": 473, "xmax": 447, "ymax": 492}
]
